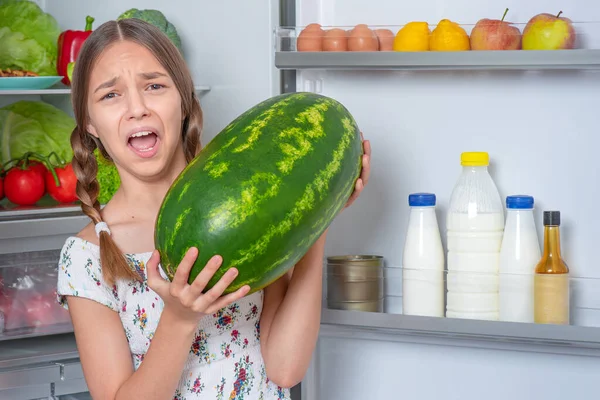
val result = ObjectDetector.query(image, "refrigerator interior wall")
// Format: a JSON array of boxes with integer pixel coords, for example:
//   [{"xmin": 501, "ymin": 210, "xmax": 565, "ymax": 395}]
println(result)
[
  {"xmin": 43, "ymin": 0, "xmax": 282, "ymax": 145},
  {"xmin": 292, "ymin": 0, "xmax": 600, "ymax": 398}
]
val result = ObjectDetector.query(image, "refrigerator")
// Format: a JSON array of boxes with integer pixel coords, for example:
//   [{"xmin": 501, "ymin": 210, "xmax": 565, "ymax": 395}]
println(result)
[{"xmin": 2, "ymin": 0, "xmax": 600, "ymax": 399}]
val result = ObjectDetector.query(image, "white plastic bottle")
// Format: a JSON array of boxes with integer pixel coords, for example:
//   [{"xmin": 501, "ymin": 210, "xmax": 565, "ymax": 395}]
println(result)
[
  {"xmin": 446, "ymin": 152, "xmax": 504, "ymax": 320},
  {"xmin": 499, "ymin": 195, "xmax": 541, "ymax": 323},
  {"xmin": 402, "ymin": 193, "xmax": 445, "ymax": 317}
]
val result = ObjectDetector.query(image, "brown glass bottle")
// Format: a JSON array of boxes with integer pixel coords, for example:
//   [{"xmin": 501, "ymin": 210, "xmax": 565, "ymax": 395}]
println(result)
[{"xmin": 534, "ymin": 211, "xmax": 570, "ymax": 325}]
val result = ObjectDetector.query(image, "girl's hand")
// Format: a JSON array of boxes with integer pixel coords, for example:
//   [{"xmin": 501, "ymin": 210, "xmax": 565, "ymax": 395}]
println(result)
[
  {"xmin": 345, "ymin": 133, "xmax": 371, "ymax": 209},
  {"xmin": 146, "ymin": 247, "xmax": 250, "ymax": 327}
]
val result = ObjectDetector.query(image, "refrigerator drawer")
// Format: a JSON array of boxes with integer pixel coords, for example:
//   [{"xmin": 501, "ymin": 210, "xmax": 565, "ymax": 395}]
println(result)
[
  {"xmin": 0, "ymin": 250, "xmax": 73, "ymax": 340},
  {"xmin": 58, "ymin": 359, "xmax": 85, "ymax": 380},
  {"xmin": 54, "ymin": 378, "xmax": 88, "ymax": 396},
  {"xmin": 0, "ymin": 383, "xmax": 52, "ymax": 400},
  {"xmin": 0, "ymin": 363, "xmax": 60, "ymax": 389}
]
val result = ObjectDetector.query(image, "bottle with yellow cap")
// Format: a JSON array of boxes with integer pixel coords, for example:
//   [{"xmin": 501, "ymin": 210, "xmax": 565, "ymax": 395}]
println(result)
[{"xmin": 446, "ymin": 151, "xmax": 504, "ymax": 321}]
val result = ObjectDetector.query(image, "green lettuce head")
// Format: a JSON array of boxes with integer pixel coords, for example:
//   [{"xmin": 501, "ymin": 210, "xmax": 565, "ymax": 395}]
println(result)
[
  {"xmin": 0, "ymin": 101, "xmax": 75, "ymax": 165},
  {"xmin": 0, "ymin": 0, "xmax": 62, "ymax": 75},
  {"xmin": 94, "ymin": 149, "xmax": 121, "ymax": 205}
]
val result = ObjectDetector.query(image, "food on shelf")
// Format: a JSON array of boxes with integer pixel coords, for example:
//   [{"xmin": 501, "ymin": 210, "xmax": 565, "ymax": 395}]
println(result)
[
  {"xmin": 374, "ymin": 29, "xmax": 395, "ymax": 51},
  {"xmin": 44, "ymin": 160, "xmax": 77, "ymax": 204},
  {"xmin": 0, "ymin": 173, "xmax": 3, "ymax": 200},
  {"xmin": 348, "ymin": 24, "xmax": 379, "ymax": 51},
  {"xmin": 57, "ymin": 15, "xmax": 95, "ymax": 85},
  {"xmin": 430, "ymin": 19, "xmax": 470, "ymax": 51},
  {"xmin": 323, "ymin": 28, "xmax": 348, "ymax": 51},
  {"xmin": 0, "ymin": 68, "xmax": 39, "ymax": 77},
  {"xmin": 1, "ymin": 152, "xmax": 71, "ymax": 206},
  {"xmin": 95, "ymin": 148, "xmax": 121, "ymax": 205},
  {"xmin": 0, "ymin": 0, "xmax": 62, "ymax": 76},
  {"xmin": 522, "ymin": 11, "xmax": 576, "ymax": 50},
  {"xmin": 67, "ymin": 62, "xmax": 75, "ymax": 82},
  {"xmin": 297, "ymin": 23, "xmax": 325, "ymax": 51},
  {"xmin": 0, "ymin": 101, "xmax": 75, "ymax": 167},
  {"xmin": 154, "ymin": 92, "xmax": 363, "ymax": 294},
  {"xmin": 2, "ymin": 156, "xmax": 47, "ymax": 206},
  {"xmin": 470, "ymin": 8, "xmax": 522, "ymax": 50},
  {"xmin": 117, "ymin": 8, "xmax": 183, "ymax": 53},
  {"xmin": 393, "ymin": 21, "xmax": 431, "ymax": 51}
]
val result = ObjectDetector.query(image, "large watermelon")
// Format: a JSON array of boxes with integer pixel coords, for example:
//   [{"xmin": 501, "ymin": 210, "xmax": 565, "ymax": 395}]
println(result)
[{"xmin": 154, "ymin": 92, "xmax": 363, "ymax": 294}]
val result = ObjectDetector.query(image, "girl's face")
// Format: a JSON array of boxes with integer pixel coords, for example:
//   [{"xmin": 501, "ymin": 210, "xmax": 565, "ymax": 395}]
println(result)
[{"xmin": 86, "ymin": 40, "xmax": 186, "ymax": 183}]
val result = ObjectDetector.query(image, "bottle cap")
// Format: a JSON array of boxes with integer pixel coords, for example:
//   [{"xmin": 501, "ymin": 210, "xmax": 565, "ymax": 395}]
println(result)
[
  {"xmin": 461, "ymin": 152, "xmax": 489, "ymax": 167},
  {"xmin": 408, "ymin": 193, "xmax": 436, "ymax": 207},
  {"xmin": 544, "ymin": 211, "xmax": 561, "ymax": 226},
  {"xmin": 506, "ymin": 195, "xmax": 534, "ymax": 209}
]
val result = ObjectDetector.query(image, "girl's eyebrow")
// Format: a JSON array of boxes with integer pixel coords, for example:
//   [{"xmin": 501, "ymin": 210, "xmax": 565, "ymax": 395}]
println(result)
[{"xmin": 94, "ymin": 76, "xmax": 118, "ymax": 93}]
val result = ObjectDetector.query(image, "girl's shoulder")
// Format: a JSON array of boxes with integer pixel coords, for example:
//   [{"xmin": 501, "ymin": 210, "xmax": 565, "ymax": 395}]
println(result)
[{"xmin": 56, "ymin": 236, "xmax": 117, "ymax": 311}]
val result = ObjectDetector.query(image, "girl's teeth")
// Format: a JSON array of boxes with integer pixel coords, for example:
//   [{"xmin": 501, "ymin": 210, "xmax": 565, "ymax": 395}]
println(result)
[{"xmin": 131, "ymin": 131, "xmax": 153, "ymax": 138}]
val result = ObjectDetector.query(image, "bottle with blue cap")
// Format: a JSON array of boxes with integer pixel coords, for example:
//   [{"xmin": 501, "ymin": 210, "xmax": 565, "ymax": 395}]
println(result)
[
  {"xmin": 402, "ymin": 192, "xmax": 444, "ymax": 317},
  {"xmin": 499, "ymin": 195, "xmax": 541, "ymax": 323}
]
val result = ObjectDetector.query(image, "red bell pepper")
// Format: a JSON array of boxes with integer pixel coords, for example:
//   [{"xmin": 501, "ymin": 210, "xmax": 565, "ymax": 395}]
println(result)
[{"xmin": 57, "ymin": 16, "xmax": 95, "ymax": 86}]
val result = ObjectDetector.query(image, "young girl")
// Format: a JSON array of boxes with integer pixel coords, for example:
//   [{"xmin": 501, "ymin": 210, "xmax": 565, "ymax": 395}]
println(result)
[{"xmin": 56, "ymin": 18, "xmax": 370, "ymax": 400}]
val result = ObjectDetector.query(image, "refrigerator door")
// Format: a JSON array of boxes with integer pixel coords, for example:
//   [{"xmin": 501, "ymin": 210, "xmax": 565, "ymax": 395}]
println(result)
[{"xmin": 286, "ymin": 1, "xmax": 600, "ymax": 400}]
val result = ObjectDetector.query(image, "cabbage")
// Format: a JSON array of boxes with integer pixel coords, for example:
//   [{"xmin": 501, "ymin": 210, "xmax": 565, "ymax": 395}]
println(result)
[
  {"xmin": 0, "ymin": 101, "xmax": 75, "ymax": 166},
  {"xmin": 0, "ymin": 0, "xmax": 61, "ymax": 75}
]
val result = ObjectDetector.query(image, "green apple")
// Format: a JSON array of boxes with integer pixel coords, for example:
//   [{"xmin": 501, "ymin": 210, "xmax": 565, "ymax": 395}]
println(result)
[{"xmin": 522, "ymin": 11, "xmax": 576, "ymax": 50}]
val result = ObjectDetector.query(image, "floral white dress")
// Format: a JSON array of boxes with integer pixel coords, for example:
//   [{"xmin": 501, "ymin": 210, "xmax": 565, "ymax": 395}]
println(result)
[{"xmin": 56, "ymin": 236, "xmax": 290, "ymax": 400}]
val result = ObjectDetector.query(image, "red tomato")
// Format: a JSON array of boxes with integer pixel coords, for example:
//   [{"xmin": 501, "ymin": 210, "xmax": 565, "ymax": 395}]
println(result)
[
  {"xmin": 45, "ymin": 163, "xmax": 78, "ymax": 203},
  {"xmin": 4, "ymin": 166, "xmax": 45, "ymax": 205},
  {"xmin": 28, "ymin": 161, "xmax": 48, "ymax": 179},
  {"xmin": 0, "ymin": 175, "xmax": 4, "ymax": 200}
]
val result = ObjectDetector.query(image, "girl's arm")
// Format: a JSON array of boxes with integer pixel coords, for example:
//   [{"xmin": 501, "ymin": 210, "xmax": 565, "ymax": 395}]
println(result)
[
  {"xmin": 260, "ymin": 138, "xmax": 371, "ymax": 388},
  {"xmin": 67, "ymin": 296, "xmax": 199, "ymax": 400},
  {"xmin": 259, "ymin": 230, "xmax": 328, "ymax": 388},
  {"xmin": 67, "ymin": 249, "xmax": 250, "ymax": 400}
]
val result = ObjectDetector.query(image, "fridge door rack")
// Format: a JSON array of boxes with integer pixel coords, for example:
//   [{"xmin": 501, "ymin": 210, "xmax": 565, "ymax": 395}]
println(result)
[
  {"xmin": 274, "ymin": 20, "xmax": 600, "ymax": 71},
  {"xmin": 275, "ymin": 49, "xmax": 600, "ymax": 71}
]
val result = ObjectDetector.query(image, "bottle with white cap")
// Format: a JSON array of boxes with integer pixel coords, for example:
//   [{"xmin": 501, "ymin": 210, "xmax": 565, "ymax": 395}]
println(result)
[
  {"xmin": 499, "ymin": 195, "xmax": 541, "ymax": 323},
  {"xmin": 402, "ymin": 193, "xmax": 445, "ymax": 317}
]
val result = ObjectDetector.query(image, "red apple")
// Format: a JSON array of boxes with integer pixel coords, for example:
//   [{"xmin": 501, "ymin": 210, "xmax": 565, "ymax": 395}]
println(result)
[
  {"xmin": 522, "ymin": 11, "xmax": 576, "ymax": 50},
  {"xmin": 470, "ymin": 8, "xmax": 522, "ymax": 50}
]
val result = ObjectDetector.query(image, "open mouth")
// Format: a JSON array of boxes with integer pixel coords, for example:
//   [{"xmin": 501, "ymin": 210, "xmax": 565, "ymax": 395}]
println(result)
[{"xmin": 128, "ymin": 130, "xmax": 158, "ymax": 153}]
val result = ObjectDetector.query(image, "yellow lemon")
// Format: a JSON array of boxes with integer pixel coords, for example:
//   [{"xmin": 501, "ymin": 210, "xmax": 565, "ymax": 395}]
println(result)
[
  {"xmin": 430, "ymin": 19, "xmax": 470, "ymax": 51},
  {"xmin": 393, "ymin": 21, "xmax": 431, "ymax": 51}
]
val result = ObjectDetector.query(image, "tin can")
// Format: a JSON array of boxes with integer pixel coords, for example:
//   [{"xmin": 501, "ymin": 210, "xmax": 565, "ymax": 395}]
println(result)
[{"xmin": 326, "ymin": 255, "xmax": 384, "ymax": 312}]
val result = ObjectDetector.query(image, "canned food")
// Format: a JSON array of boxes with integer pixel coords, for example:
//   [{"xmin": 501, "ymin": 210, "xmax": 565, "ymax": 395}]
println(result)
[{"xmin": 326, "ymin": 255, "xmax": 384, "ymax": 311}]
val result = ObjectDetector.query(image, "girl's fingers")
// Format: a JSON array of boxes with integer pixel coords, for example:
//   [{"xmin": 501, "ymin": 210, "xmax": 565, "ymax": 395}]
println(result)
[
  {"xmin": 146, "ymin": 250, "xmax": 168, "ymax": 296},
  {"xmin": 194, "ymin": 266, "xmax": 240, "ymax": 308},
  {"xmin": 187, "ymin": 255, "xmax": 225, "ymax": 297},
  {"xmin": 170, "ymin": 247, "xmax": 199, "ymax": 292}
]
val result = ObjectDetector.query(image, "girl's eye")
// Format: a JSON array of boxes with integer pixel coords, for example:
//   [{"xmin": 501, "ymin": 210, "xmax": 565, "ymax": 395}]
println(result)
[
  {"xmin": 101, "ymin": 92, "xmax": 117, "ymax": 100},
  {"xmin": 148, "ymin": 83, "xmax": 164, "ymax": 90}
]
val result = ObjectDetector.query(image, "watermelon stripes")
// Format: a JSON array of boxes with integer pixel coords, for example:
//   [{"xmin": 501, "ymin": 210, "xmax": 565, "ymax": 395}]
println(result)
[{"xmin": 154, "ymin": 92, "xmax": 363, "ymax": 293}]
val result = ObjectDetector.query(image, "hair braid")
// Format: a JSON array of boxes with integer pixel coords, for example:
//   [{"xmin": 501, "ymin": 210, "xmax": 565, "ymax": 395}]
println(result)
[{"xmin": 70, "ymin": 127, "xmax": 141, "ymax": 285}]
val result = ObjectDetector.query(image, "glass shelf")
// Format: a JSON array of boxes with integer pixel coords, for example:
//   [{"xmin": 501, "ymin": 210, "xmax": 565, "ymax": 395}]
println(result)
[{"xmin": 322, "ymin": 264, "xmax": 600, "ymax": 352}]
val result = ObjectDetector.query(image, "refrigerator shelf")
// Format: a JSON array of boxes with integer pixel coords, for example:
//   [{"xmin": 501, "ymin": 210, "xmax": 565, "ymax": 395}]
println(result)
[
  {"xmin": 0, "ymin": 322, "xmax": 73, "ymax": 342},
  {"xmin": 320, "ymin": 308, "xmax": 600, "ymax": 355},
  {"xmin": 275, "ymin": 49, "xmax": 600, "ymax": 71}
]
